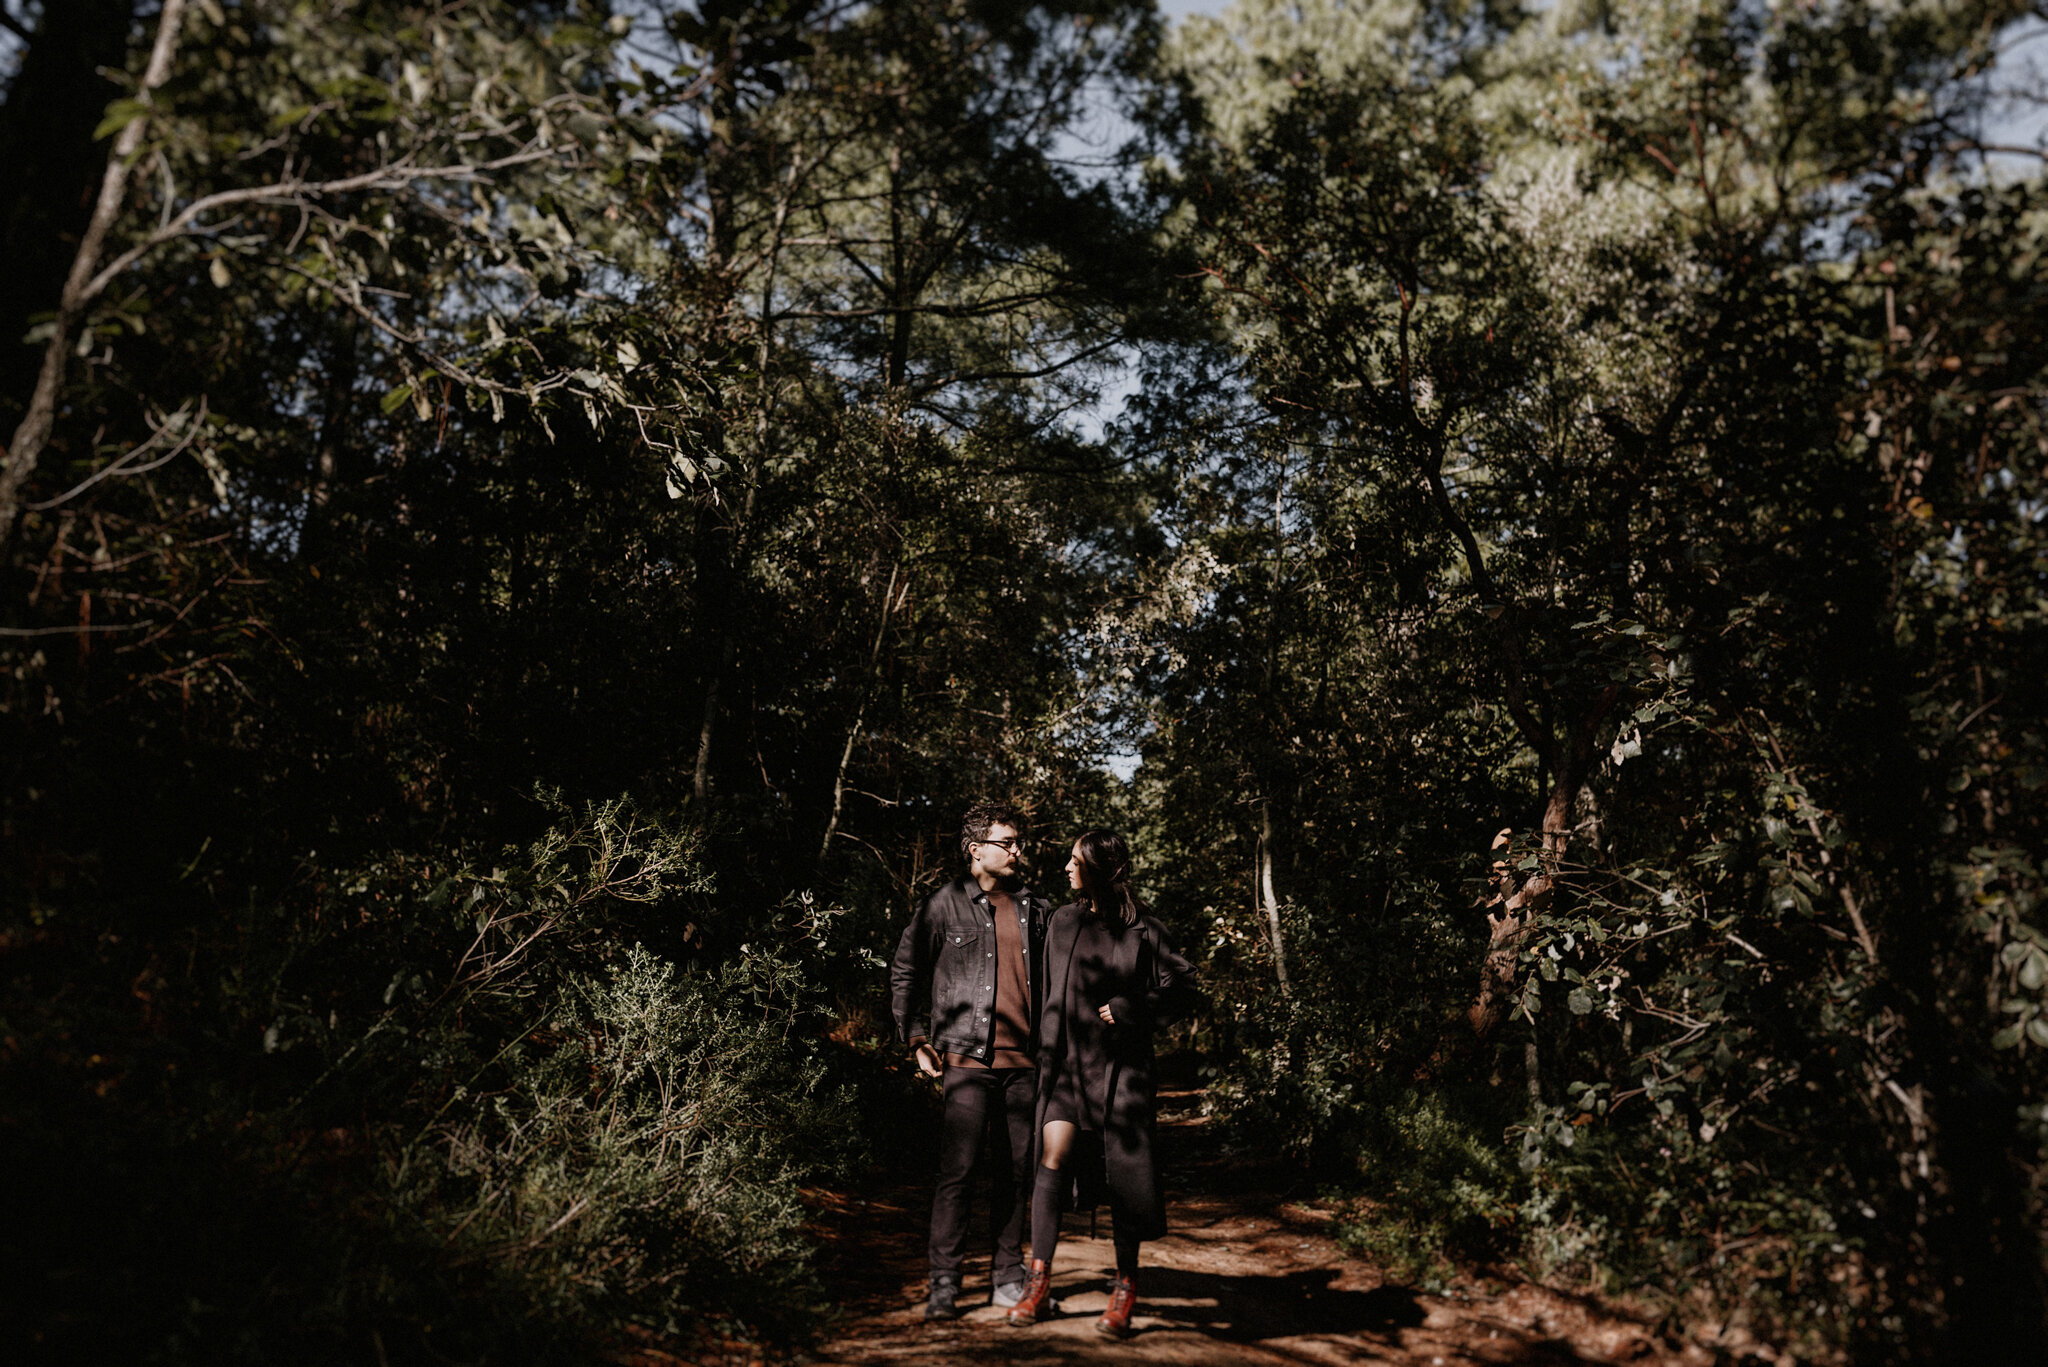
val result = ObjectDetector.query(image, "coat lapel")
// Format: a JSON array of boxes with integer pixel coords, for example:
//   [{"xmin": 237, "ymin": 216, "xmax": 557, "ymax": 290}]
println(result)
[
  {"xmin": 1114, "ymin": 916, "xmax": 1143, "ymax": 993},
  {"xmin": 1042, "ymin": 908, "xmax": 1077, "ymax": 1067}
]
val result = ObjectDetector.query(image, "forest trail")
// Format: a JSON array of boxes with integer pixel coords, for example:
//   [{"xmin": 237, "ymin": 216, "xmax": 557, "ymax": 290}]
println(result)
[{"xmin": 790, "ymin": 1091, "xmax": 1714, "ymax": 1367}]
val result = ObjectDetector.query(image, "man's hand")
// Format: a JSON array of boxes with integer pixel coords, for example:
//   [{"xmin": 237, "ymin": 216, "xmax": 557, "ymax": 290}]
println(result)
[
  {"xmin": 912, "ymin": 1042, "xmax": 942, "ymax": 1077},
  {"xmin": 1097, "ymin": 1004, "xmax": 1116, "ymax": 1025}
]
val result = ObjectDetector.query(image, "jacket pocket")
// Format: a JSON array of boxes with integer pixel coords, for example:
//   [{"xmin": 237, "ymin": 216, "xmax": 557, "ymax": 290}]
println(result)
[{"xmin": 938, "ymin": 926, "xmax": 987, "ymax": 990}]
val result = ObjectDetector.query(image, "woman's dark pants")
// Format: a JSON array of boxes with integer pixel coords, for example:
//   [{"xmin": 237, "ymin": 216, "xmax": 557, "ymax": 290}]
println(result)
[{"xmin": 929, "ymin": 1064, "xmax": 1036, "ymax": 1288}]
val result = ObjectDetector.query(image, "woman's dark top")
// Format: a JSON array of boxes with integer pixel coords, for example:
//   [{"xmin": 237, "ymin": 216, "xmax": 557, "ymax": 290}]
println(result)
[
  {"xmin": 1043, "ymin": 910, "xmax": 1125, "ymax": 1127},
  {"xmin": 1033, "ymin": 902, "xmax": 1197, "ymax": 1240}
]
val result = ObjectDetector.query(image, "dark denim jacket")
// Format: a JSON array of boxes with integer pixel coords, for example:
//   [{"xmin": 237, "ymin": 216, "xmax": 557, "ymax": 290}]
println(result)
[{"xmin": 890, "ymin": 877, "xmax": 1050, "ymax": 1061}]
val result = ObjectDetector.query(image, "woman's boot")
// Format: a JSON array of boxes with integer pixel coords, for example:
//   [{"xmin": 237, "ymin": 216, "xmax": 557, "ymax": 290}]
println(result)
[
  {"xmin": 1094, "ymin": 1273, "xmax": 1137, "ymax": 1337},
  {"xmin": 1005, "ymin": 1259, "xmax": 1055, "ymax": 1326}
]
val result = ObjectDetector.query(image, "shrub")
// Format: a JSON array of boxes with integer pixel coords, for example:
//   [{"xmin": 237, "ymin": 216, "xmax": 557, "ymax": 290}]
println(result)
[
  {"xmin": 379, "ymin": 943, "xmax": 857, "ymax": 1343},
  {"xmin": 3, "ymin": 795, "xmax": 860, "ymax": 1364}
]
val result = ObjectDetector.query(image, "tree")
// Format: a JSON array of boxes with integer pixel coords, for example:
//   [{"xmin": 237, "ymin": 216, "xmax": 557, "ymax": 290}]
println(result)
[{"xmin": 1128, "ymin": 0, "xmax": 2048, "ymax": 1351}]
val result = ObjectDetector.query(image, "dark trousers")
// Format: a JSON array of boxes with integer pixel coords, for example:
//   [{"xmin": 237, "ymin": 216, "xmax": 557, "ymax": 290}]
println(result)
[{"xmin": 929, "ymin": 1064, "xmax": 1036, "ymax": 1285}]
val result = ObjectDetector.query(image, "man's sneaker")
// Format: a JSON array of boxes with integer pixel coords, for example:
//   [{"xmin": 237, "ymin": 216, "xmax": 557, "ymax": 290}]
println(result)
[
  {"xmin": 1004, "ymin": 1259, "xmax": 1056, "ymax": 1326},
  {"xmin": 1094, "ymin": 1273, "xmax": 1137, "ymax": 1337},
  {"xmin": 992, "ymin": 1278, "xmax": 1027, "ymax": 1308},
  {"xmin": 924, "ymin": 1274, "xmax": 964, "ymax": 1321}
]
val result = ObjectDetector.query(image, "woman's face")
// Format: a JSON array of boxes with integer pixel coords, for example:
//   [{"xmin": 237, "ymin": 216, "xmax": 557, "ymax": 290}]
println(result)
[{"xmin": 1064, "ymin": 842, "xmax": 1087, "ymax": 894}]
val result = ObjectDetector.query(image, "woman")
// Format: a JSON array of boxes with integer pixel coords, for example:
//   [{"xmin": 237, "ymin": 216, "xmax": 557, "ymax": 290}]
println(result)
[{"xmin": 1006, "ymin": 829, "xmax": 1196, "ymax": 1336}]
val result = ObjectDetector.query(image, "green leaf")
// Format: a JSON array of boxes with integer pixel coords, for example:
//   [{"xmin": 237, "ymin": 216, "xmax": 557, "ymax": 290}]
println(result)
[
  {"xmin": 1991, "ymin": 1023, "xmax": 2023, "ymax": 1049},
  {"xmin": 93, "ymin": 98, "xmax": 149, "ymax": 143},
  {"xmin": 380, "ymin": 384, "xmax": 414, "ymax": 416},
  {"xmin": 1567, "ymin": 988, "xmax": 1594, "ymax": 1015},
  {"xmin": 2027, "ymin": 1017, "xmax": 2048, "ymax": 1048}
]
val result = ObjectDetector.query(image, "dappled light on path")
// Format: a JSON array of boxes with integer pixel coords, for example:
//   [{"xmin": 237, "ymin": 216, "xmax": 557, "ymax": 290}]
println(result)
[{"xmin": 800, "ymin": 1093, "xmax": 1708, "ymax": 1367}]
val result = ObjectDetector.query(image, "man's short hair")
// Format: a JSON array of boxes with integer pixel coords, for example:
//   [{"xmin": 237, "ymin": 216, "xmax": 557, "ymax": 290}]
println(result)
[{"xmin": 959, "ymin": 800, "xmax": 1026, "ymax": 864}]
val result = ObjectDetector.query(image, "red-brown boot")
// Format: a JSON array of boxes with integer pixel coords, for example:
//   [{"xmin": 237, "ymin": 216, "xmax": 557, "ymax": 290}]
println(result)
[
  {"xmin": 1004, "ymin": 1259, "xmax": 1055, "ymax": 1326},
  {"xmin": 1094, "ymin": 1273, "xmax": 1137, "ymax": 1337}
]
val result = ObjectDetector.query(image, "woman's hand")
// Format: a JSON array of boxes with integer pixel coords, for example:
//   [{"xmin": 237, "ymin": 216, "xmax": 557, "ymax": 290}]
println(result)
[{"xmin": 1097, "ymin": 1004, "xmax": 1115, "ymax": 1024}]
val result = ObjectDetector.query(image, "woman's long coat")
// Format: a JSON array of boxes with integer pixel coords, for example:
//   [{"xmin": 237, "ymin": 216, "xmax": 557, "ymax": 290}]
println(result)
[{"xmin": 1032, "ymin": 903, "xmax": 1197, "ymax": 1241}]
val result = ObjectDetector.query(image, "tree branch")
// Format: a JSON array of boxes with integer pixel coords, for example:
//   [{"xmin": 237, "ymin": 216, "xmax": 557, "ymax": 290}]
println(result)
[
  {"xmin": 82, "ymin": 147, "xmax": 563, "ymax": 306},
  {"xmin": 24, "ymin": 399, "xmax": 209, "ymax": 512}
]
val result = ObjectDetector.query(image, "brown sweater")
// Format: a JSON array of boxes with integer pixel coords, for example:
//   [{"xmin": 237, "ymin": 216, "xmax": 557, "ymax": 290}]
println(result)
[{"xmin": 945, "ymin": 887, "xmax": 1034, "ymax": 1070}]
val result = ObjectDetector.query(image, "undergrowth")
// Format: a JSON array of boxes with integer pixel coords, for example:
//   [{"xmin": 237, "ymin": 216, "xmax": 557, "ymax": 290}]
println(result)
[{"xmin": 3, "ymin": 795, "xmax": 867, "ymax": 1364}]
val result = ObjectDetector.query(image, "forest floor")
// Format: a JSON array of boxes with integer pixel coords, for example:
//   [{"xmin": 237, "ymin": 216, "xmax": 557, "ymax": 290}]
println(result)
[{"xmin": 764, "ymin": 1090, "xmax": 1763, "ymax": 1367}]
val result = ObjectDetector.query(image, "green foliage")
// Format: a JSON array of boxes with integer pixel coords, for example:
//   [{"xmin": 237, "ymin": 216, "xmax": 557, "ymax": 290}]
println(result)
[
  {"xmin": 380, "ymin": 943, "xmax": 856, "ymax": 1340},
  {"xmin": 3, "ymin": 793, "xmax": 861, "ymax": 1362},
  {"xmin": 6, "ymin": 0, "xmax": 2048, "ymax": 1360},
  {"xmin": 1126, "ymin": 0, "xmax": 2048, "ymax": 1356},
  {"xmin": 2, "ymin": 1, "xmax": 1163, "ymax": 1359},
  {"xmin": 285, "ymin": 797, "xmax": 859, "ymax": 1343},
  {"xmin": 1332, "ymin": 1086, "xmax": 1519, "ymax": 1292},
  {"xmin": 1199, "ymin": 862, "xmax": 1476, "ymax": 1164}
]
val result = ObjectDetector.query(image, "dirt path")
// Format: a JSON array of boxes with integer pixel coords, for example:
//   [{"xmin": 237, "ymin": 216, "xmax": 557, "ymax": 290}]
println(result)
[{"xmin": 799, "ymin": 1092, "xmax": 1716, "ymax": 1367}]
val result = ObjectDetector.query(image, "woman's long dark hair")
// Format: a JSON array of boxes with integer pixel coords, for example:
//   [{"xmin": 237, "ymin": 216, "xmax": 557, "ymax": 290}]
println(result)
[{"xmin": 1074, "ymin": 829, "xmax": 1144, "ymax": 928}]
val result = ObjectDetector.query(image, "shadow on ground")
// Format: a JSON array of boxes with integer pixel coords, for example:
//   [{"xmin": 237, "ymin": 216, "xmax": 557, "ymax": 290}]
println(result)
[
  {"xmin": 794, "ymin": 1084, "xmax": 1680, "ymax": 1367},
  {"xmin": 1135, "ymin": 1266, "xmax": 1430, "ymax": 1337}
]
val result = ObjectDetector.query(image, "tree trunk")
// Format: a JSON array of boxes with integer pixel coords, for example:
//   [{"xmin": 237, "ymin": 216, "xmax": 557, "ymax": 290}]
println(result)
[
  {"xmin": 688, "ymin": 31, "xmax": 742, "ymax": 804},
  {"xmin": 1469, "ymin": 686, "xmax": 1621, "ymax": 1036},
  {"xmin": 0, "ymin": 0, "xmax": 136, "ymax": 415},
  {"xmin": 884, "ymin": 122, "xmax": 913, "ymax": 389},
  {"xmin": 692, "ymin": 634, "xmax": 732, "ymax": 803},
  {"xmin": 1256, "ymin": 452, "xmax": 1291, "ymax": 996},
  {"xmin": 1258, "ymin": 799, "xmax": 1291, "ymax": 996},
  {"xmin": 0, "ymin": 0, "xmax": 186, "ymax": 547},
  {"xmin": 819, "ymin": 564, "xmax": 902, "ymax": 864},
  {"xmin": 301, "ymin": 320, "xmax": 360, "ymax": 559}
]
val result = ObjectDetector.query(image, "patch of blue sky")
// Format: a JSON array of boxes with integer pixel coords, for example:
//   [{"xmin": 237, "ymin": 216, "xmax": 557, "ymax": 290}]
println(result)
[{"xmin": 1979, "ymin": 14, "xmax": 2048, "ymax": 181}]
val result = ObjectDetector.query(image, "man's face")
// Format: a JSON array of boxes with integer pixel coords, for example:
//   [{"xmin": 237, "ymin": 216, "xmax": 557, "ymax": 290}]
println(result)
[{"xmin": 970, "ymin": 823, "xmax": 1021, "ymax": 880}]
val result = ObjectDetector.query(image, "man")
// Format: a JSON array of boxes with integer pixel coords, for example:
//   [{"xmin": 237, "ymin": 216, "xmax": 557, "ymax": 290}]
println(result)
[{"xmin": 890, "ymin": 800, "xmax": 1050, "ymax": 1320}]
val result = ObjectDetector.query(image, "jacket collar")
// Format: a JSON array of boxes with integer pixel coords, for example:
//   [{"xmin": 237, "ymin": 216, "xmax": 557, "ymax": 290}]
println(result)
[{"xmin": 966, "ymin": 878, "xmax": 1040, "ymax": 908}]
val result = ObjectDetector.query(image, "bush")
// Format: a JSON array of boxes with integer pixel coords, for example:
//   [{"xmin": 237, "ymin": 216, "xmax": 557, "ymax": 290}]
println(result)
[
  {"xmin": 377, "ymin": 944, "xmax": 858, "ymax": 1347},
  {"xmin": 1331, "ymin": 1085, "xmax": 1521, "ymax": 1291},
  {"xmin": 2, "ymin": 795, "xmax": 861, "ymax": 1364}
]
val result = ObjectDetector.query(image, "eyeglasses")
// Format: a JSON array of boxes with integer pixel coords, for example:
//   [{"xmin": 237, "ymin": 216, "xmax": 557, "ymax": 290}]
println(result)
[{"xmin": 973, "ymin": 837, "xmax": 1021, "ymax": 852}]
